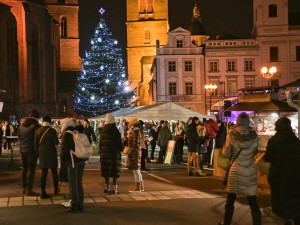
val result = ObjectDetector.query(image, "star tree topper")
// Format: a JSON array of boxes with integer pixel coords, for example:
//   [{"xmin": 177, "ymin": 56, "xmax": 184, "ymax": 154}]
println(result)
[{"xmin": 99, "ymin": 8, "xmax": 105, "ymax": 15}]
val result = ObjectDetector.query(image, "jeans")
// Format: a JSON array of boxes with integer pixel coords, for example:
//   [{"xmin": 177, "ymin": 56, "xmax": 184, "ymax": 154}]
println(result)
[
  {"xmin": 132, "ymin": 169, "xmax": 143, "ymax": 182},
  {"xmin": 198, "ymin": 153, "xmax": 205, "ymax": 171},
  {"xmin": 41, "ymin": 168, "xmax": 58, "ymax": 193},
  {"xmin": 21, "ymin": 152, "xmax": 37, "ymax": 191},
  {"xmin": 187, "ymin": 152, "xmax": 199, "ymax": 173},
  {"xmin": 67, "ymin": 160, "xmax": 85, "ymax": 209}
]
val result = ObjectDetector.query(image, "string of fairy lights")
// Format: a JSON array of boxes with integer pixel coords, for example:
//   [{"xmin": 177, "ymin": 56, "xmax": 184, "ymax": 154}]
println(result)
[{"xmin": 73, "ymin": 8, "xmax": 135, "ymax": 117}]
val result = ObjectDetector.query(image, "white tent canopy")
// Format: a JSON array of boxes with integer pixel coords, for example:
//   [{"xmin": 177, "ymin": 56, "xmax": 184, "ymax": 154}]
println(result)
[{"xmin": 90, "ymin": 102, "xmax": 209, "ymax": 122}]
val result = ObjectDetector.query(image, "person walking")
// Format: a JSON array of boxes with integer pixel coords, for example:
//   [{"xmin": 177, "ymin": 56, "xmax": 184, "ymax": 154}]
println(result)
[
  {"xmin": 264, "ymin": 117, "xmax": 300, "ymax": 225},
  {"xmin": 149, "ymin": 125, "xmax": 158, "ymax": 161},
  {"xmin": 125, "ymin": 117, "xmax": 144, "ymax": 192},
  {"xmin": 157, "ymin": 122, "xmax": 172, "ymax": 164},
  {"xmin": 100, "ymin": 114, "xmax": 123, "ymax": 195},
  {"xmin": 17, "ymin": 109, "xmax": 40, "ymax": 196},
  {"xmin": 204, "ymin": 114, "xmax": 219, "ymax": 168},
  {"xmin": 34, "ymin": 116, "xmax": 59, "ymax": 199},
  {"xmin": 3, "ymin": 121, "xmax": 14, "ymax": 151},
  {"xmin": 197, "ymin": 122, "xmax": 208, "ymax": 176},
  {"xmin": 187, "ymin": 117, "xmax": 201, "ymax": 176},
  {"xmin": 60, "ymin": 118, "xmax": 85, "ymax": 213},
  {"xmin": 219, "ymin": 112, "xmax": 261, "ymax": 225}
]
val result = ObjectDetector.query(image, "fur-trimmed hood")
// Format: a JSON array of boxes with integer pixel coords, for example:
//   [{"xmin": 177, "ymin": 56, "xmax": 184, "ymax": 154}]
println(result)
[{"xmin": 229, "ymin": 126, "xmax": 258, "ymax": 148}]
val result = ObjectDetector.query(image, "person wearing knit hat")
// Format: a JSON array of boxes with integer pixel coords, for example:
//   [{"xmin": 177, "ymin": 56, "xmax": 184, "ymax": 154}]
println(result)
[
  {"xmin": 128, "ymin": 117, "xmax": 138, "ymax": 126},
  {"xmin": 264, "ymin": 117, "xmax": 300, "ymax": 225},
  {"xmin": 106, "ymin": 113, "xmax": 115, "ymax": 124},
  {"xmin": 219, "ymin": 112, "xmax": 261, "ymax": 225}
]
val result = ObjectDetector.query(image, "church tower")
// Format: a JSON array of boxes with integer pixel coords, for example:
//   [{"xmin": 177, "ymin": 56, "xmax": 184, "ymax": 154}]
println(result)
[{"xmin": 126, "ymin": 0, "xmax": 169, "ymax": 106}]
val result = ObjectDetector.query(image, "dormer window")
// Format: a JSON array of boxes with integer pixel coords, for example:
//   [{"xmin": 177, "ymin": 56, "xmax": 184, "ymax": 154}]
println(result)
[
  {"xmin": 176, "ymin": 40, "xmax": 183, "ymax": 48},
  {"xmin": 269, "ymin": 4, "xmax": 277, "ymax": 17}
]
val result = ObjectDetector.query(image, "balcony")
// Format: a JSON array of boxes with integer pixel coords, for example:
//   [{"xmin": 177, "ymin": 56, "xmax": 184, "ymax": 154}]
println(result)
[{"xmin": 157, "ymin": 94, "xmax": 204, "ymax": 103}]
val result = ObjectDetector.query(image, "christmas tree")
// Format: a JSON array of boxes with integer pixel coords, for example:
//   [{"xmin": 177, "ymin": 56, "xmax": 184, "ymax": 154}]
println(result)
[{"xmin": 73, "ymin": 8, "xmax": 135, "ymax": 117}]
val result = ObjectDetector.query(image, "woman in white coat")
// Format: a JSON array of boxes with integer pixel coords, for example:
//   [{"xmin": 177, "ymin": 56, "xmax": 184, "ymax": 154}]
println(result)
[{"xmin": 219, "ymin": 113, "xmax": 261, "ymax": 225}]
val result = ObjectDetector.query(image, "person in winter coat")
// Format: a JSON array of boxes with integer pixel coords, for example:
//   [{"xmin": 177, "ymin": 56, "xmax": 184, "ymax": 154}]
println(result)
[
  {"xmin": 187, "ymin": 117, "xmax": 201, "ymax": 176},
  {"xmin": 197, "ymin": 123, "xmax": 208, "ymax": 176},
  {"xmin": 60, "ymin": 118, "xmax": 86, "ymax": 213},
  {"xmin": 2, "ymin": 121, "xmax": 14, "ymax": 151},
  {"xmin": 157, "ymin": 122, "xmax": 172, "ymax": 164},
  {"xmin": 34, "ymin": 116, "xmax": 59, "ymax": 199},
  {"xmin": 100, "ymin": 114, "xmax": 123, "ymax": 195},
  {"xmin": 204, "ymin": 114, "xmax": 219, "ymax": 167},
  {"xmin": 174, "ymin": 123, "xmax": 185, "ymax": 163},
  {"xmin": 149, "ymin": 125, "xmax": 158, "ymax": 161},
  {"xmin": 17, "ymin": 109, "xmax": 40, "ymax": 196},
  {"xmin": 97, "ymin": 121, "xmax": 105, "ymax": 157},
  {"xmin": 125, "ymin": 117, "xmax": 144, "ymax": 192},
  {"xmin": 119, "ymin": 119, "xmax": 128, "ymax": 139},
  {"xmin": 215, "ymin": 120, "xmax": 227, "ymax": 149},
  {"xmin": 83, "ymin": 119, "xmax": 96, "ymax": 144},
  {"xmin": 219, "ymin": 112, "xmax": 261, "ymax": 225},
  {"xmin": 264, "ymin": 117, "xmax": 300, "ymax": 225}
]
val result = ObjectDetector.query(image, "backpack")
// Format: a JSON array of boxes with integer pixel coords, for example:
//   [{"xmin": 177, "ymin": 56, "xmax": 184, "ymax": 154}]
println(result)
[{"xmin": 66, "ymin": 130, "xmax": 93, "ymax": 168}]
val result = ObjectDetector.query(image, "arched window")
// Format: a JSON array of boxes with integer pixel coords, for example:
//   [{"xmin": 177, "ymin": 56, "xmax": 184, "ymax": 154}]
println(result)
[
  {"xmin": 145, "ymin": 30, "xmax": 150, "ymax": 43},
  {"xmin": 31, "ymin": 23, "xmax": 42, "ymax": 101},
  {"xmin": 6, "ymin": 15, "xmax": 19, "ymax": 98},
  {"xmin": 139, "ymin": 0, "xmax": 153, "ymax": 13},
  {"xmin": 60, "ymin": 17, "xmax": 67, "ymax": 37},
  {"xmin": 269, "ymin": 4, "xmax": 277, "ymax": 17}
]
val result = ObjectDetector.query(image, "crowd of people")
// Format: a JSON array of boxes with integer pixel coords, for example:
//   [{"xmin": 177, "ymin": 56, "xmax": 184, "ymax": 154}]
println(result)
[{"xmin": 0, "ymin": 109, "xmax": 299, "ymax": 224}]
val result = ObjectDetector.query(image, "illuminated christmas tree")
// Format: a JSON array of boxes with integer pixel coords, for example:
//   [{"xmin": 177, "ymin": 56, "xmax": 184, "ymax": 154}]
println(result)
[{"xmin": 73, "ymin": 8, "xmax": 135, "ymax": 117}]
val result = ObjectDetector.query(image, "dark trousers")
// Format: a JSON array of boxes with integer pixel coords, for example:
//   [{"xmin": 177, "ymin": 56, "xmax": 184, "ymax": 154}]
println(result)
[
  {"xmin": 105, "ymin": 176, "xmax": 117, "ymax": 185},
  {"xmin": 41, "ymin": 168, "xmax": 58, "ymax": 194},
  {"xmin": 67, "ymin": 160, "xmax": 85, "ymax": 209},
  {"xmin": 150, "ymin": 141, "xmax": 156, "ymax": 160},
  {"xmin": 222, "ymin": 193, "xmax": 261, "ymax": 225},
  {"xmin": 21, "ymin": 152, "xmax": 37, "ymax": 191},
  {"xmin": 206, "ymin": 138, "xmax": 214, "ymax": 166},
  {"xmin": 141, "ymin": 148, "xmax": 147, "ymax": 170},
  {"xmin": 158, "ymin": 146, "xmax": 167, "ymax": 163},
  {"xmin": 198, "ymin": 153, "xmax": 205, "ymax": 170},
  {"xmin": 4, "ymin": 138, "xmax": 11, "ymax": 150},
  {"xmin": 0, "ymin": 141, "xmax": 2, "ymax": 155}
]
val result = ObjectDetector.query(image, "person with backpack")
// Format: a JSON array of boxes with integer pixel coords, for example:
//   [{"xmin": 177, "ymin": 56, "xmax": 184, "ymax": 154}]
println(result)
[
  {"xmin": 34, "ymin": 116, "xmax": 59, "ymax": 199},
  {"xmin": 60, "ymin": 118, "xmax": 92, "ymax": 213},
  {"xmin": 100, "ymin": 113, "xmax": 123, "ymax": 195}
]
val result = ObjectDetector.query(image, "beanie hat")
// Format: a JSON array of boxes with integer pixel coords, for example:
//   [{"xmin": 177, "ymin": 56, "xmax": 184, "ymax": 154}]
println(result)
[
  {"xmin": 106, "ymin": 113, "xmax": 115, "ymax": 124},
  {"xmin": 236, "ymin": 112, "xmax": 250, "ymax": 127},
  {"xmin": 129, "ymin": 117, "xmax": 138, "ymax": 126},
  {"xmin": 60, "ymin": 118, "xmax": 76, "ymax": 132},
  {"xmin": 275, "ymin": 117, "xmax": 292, "ymax": 131}
]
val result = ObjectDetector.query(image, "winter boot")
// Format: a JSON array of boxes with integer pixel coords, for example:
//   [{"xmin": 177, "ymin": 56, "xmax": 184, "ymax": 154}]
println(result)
[
  {"xmin": 104, "ymin": 184, "xmax": 110, "ymax": 194},
  {"xmin": 129, "ymin": 182, "xmax": 140, "ymax": 192},
  {"xmin": 219, "ymin": 204, "xmax": 234, "ymax": 225},
  {"xmin": 140, "ymin": 181, "xmax": 144, "ymax": 192},
  {"xmin": 111, "ymin": 185, "xmax": 118, "ymax": 195}
]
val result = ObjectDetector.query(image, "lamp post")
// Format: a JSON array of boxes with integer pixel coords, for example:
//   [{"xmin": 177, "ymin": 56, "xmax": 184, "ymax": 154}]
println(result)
[
  {"xmin": 260, "ymin": 66, "xmax": 277, "ymax": 86},
  {"xmin": 205, "ymin": 84, "xmax": 217, "ymax": 115}
]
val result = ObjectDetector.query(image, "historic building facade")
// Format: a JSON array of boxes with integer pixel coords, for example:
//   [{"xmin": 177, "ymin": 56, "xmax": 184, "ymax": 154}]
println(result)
[
  {"xmin": 0, "ymin": 0, "xmax": 80, "ymax": 119},
  {"xmin": 126, "ymin": 0, "xmax": 169, "ymax": 106},
  {"xmin": 153, "ymin": 27, "xmax": 206, "ymax": 113}
]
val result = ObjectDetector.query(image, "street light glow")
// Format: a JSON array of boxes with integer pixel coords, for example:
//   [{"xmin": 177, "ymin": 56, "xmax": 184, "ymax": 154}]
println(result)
[
  {"xmin": 269, "ymin": 66, "xmax": 277, "ymax": 74},
  {"xmin": 261, "ymin": 67, "xmax": 268, "ymax": 74}
]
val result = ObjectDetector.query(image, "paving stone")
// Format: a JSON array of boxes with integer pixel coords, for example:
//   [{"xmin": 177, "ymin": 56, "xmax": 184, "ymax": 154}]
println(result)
[
  {"xmin": 130, "ymin": 195, "xmax": 147, "ymax": 201},
  {"xmin": 8, "ymin": 200, "xmax": 22, "ymax": 207},
  {"xmin": 38, "ymin": 198, "xmax": 52, "ymax": 205},
  {"xmin": 24, "ymin": 200, "xmax": 38, "ymax": 206},
  {"xmin": 117, "ymin": 194, "xmax": 134, "ymax": 202},
  {"xmin": 84, "ymin": 197, "xmax": 95, "ymax": 203},
  {"xmin": 196, "ymin": 192, "xmax": 217, "ymax": 198},
  {"xmin": 52, "ymin": 199, "xmax": 67, "ymax": 204},
  {"xmin": 9, "ymin": 197, "xmax": 23, "ymax": 202},
  {"xmin": 24, "ymin": 196, "xmax": 37, "ymax": 201},
  {"xmin": 0, "ymin": 198, "xmax": 8, "ymax": 207},
  {"xmin": 92, "ymin": 196, "xmax": 108, "ymax": 203}
]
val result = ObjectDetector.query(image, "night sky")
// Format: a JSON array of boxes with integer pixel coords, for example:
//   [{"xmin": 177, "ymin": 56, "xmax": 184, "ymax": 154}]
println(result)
[{"xmin": 78, "ymin": 0, "xmax": 300, "ymax": 59}]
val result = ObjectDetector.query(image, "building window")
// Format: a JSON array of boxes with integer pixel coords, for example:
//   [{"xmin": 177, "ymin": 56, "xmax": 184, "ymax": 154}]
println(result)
[
  {"xmin": 168, "ymin": 61, "xmax": 176, "ymax": 72},
  {"xmin": 177, "ymin": 40, "xmax": 183, "ymax": 48},
  {"xmin": 227, "ymin": 60, "xmax": 236, "ymax": 71},
  {"xmin": 139, "ymin": 0, "xmax": 153, "ymax": 13},
  {"xmin": 185, "ymin": 82, "xmax": 193, "ymax": 95},
  {"xmin": 208, "ymin": 78, "xmax": 219, "ymax": 97},
  {"xmin": 145, "ymin": 30, "xmax": 150, "ymax": 43},
  {"xmin": 209, "ymin": 61, "xmax": 218, "ymax": 72},
  {"xmin": 296, "ymin": 46, "xmax": 300, "ymax": 61},
  {"xmin": 271, "ymin": 79, "xmax": 279, "ymax": 86},
  {"xmin": 244, "ymin": 60, "xmax": 254, "ymax": 71},
  {"xmin": 245, "ymin": 77, "xmax": 255, "ymax": 88},
  {"xmin": 269, "ymin": 4, "xmax": 277, "ymax": 18},
  {"xmin": 185, "ymin": 61, "xmax": 192, "ymax": 72},
  {"xmin": 270, "ymin": 47, "xmax": 278, "ymax": 62},
  {"xmin": 227, "ymin": 78, "xmax": 237, "ymax": 97},
  {"xmin": 169, "ymin": 82, "xmax": 177, "ymax": 95},
  {"xmin": 60, "ymin": 17, "xmax": 67, "ymax": 37}
]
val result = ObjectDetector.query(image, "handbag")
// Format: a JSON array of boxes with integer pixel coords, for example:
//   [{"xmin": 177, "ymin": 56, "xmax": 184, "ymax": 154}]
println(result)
[
  {"xmin": 217, "ymin": 150, "xmax": 231, "ymax": 170},
  {"xmin": 255, "ymin": 154, "xmax": 270, "ymax": 176}
]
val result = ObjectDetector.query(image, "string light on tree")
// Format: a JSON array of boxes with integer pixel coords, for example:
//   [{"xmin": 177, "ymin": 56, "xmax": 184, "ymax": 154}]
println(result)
[{"xmin": 73, "ymin": 8, "xmax": 135, "ymax": 117}]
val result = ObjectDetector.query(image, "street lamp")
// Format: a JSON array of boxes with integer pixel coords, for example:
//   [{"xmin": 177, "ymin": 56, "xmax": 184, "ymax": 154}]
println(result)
[
  {"xmin": 260, "ymin": 66, "xmax": 277, "ymax": 86},
  {"xmin": 205, "ymin": 84, "xmax": 218, "ymax": 115}
]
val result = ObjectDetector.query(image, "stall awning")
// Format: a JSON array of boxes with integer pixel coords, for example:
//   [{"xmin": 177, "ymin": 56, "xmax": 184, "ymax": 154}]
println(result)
[
  {"xmin": 226, "ymin": 101, "xmax": 297, "ymax": 112},
  {"xmin": 90, "ymin": 102, "xmax": 209, "ymax": 121}
]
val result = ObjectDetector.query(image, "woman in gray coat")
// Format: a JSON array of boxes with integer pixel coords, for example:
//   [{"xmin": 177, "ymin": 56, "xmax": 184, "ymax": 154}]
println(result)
[
  {"xmin": 34, "ymin": 116, "xmax": 59, "ymax": 199},
  {"xmin": 219, "ymin": 113, "xmax": 261, "ymax": 225}
]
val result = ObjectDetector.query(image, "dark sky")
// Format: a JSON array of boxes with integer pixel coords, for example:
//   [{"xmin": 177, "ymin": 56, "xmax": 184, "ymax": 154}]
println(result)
[{"xmin": 78, "ymin": 0, "xmax": 300, "ymax": 59}]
